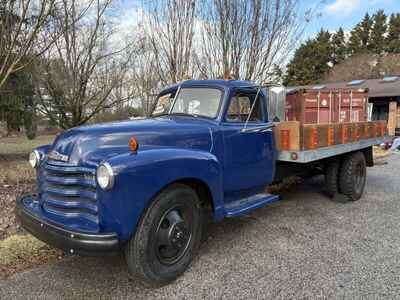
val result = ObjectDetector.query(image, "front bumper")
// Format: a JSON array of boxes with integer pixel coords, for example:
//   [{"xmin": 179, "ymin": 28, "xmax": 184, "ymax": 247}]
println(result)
[{"xmin": 16, "ymin": 195, "xmax": 120, "ymax": 256}]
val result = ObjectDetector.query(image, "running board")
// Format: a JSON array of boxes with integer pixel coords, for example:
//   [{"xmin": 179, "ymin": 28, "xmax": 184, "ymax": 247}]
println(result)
[{"xmin": 224, "ymin": 193, "xmax": 280, "ymax": 218}]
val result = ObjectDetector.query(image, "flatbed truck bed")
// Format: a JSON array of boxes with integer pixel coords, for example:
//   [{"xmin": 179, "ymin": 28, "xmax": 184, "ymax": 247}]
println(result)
[
  {"xmin": 274, "ymin": 120, "xmax": 391, "ymax": 163},
  {"xmin": 277, "ymin": 136, "xmax": 391, "ymax": 163}
]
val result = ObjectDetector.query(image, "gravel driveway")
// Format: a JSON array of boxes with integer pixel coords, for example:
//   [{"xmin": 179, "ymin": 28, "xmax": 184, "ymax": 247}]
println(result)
[{"xmin": 1, "ymin": 154, "xmax": 400, "ymax": 299}]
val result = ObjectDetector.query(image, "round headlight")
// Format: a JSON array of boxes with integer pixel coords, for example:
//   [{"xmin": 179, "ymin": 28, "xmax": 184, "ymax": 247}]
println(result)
[
  {"xmin": 29, "ymin": 150, "xmax": 41, "ymax": 168},
  {"xmin": 96, "ymin": 163, "xmax": 114, "ymax": 190}
]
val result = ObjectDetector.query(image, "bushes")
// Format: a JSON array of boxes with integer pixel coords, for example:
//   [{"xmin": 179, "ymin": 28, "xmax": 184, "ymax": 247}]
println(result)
[{"xmin": 91, "ymin": 107, "xmax": 144, "ymax": 124}]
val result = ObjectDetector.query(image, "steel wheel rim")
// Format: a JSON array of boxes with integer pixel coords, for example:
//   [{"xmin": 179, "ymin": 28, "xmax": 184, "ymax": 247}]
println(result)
[{"xmin": 154, "ymin": 205, "xmax": 193, "ymax": 265}]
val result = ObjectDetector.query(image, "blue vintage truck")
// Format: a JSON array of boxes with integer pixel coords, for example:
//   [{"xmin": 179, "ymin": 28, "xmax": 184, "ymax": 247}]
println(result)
[{"xmin": 16, "ymin": 80, "xmax": 390, "ymax": 286}]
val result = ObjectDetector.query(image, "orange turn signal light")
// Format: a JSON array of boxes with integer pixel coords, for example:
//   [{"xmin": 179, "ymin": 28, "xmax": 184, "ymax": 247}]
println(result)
[{"xmin": 129, "ymin": 137, "xmax": 138, "ymax": 152}]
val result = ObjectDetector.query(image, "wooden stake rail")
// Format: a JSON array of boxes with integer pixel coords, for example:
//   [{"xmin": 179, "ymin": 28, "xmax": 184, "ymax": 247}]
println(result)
[{"xmin": 274, "ymin": 120, "xmax": 388, "ymax": 152}]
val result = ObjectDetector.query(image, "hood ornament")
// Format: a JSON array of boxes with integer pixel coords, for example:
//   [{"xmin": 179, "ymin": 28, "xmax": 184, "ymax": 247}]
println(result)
[{"xmin": 48, "ymin": 150, "xmax": 69, "ymax": 162}]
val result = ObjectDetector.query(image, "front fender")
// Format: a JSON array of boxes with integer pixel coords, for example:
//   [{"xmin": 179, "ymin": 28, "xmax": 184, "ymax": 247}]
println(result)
[{"xmin": 98, "ymin": 148, "xmax": 224, "ymax": 241}]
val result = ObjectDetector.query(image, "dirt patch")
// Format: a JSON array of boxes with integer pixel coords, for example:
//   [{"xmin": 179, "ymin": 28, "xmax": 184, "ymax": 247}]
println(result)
[
  {"xmin": 0, "ymin": 234, "xmax": 63, "ymax": 279},
  {"xmin": 0, "ymin": 159, "xmax": 36, "ymax": 240},
  {"xmin": 0, "ymin": 183, "xmax": 34, "ymax": 240},
  {"xmin": 0, "ymin": 161, "xmax": 33, "ymax": 241},
  {"xmin": 0, "ymin": 134, "xmax": 53, "ymax": 239},
  {"xmin": 0, "ymin": 134, "xmax": 66, "ymax": 278}
]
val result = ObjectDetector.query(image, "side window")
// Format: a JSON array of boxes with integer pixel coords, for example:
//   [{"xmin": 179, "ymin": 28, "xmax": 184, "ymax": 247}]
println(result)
[
  {"xmin": 226, "ymin": 92, "xmax": 263, "ymax": 122},
  {"xmin": 152, "ymin": 92, "xmax": 175, "ymax": 115}
]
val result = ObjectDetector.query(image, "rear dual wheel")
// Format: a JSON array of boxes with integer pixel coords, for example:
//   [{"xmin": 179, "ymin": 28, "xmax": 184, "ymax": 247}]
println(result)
[
  {"xmin": 125, "ymin": 183, "xmax": 203, "ymax": 287},
  {"xmin": 325, "ymin": 151, "xmax": 366, "ymax": 201},
  {"xmin": 325, "ymin": 159, "xmax": 340, "ymax": 198},
  {"xmin": 339, "ymin": 152, "xmax": 366, "ymax": 201}
]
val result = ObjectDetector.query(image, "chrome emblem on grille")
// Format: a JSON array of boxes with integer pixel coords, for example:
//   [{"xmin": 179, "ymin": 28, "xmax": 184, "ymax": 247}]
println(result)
[{"xmin": 48, "ymin": 150, "xmax": 69, "ymax": 162}]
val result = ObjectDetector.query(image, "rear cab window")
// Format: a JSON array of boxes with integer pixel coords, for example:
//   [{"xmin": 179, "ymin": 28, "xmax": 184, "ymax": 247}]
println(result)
[{"xmin": 226, "ymin": 89, "xmax": 265, "ymax": 122}]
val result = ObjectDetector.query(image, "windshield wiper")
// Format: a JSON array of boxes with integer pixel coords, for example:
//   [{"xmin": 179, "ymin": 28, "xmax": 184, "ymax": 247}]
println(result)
[{"xmin": 153, "ymin": 112, "xmax": 198, "ymax": 118}]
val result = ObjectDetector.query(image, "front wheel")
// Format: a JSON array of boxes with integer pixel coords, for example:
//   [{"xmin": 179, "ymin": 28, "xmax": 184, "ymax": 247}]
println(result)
[
  {"xmin": 339, "ymin": 152, "xmax": 367, "ymax": 201},
  {"xmin": 125, "ymin": 183, "xmax": 203, "ymax": 287}
]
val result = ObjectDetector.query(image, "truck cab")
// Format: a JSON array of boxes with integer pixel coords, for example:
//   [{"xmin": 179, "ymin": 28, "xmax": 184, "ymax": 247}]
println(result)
[{"xmin": 17, "ymin": 80, "xmax": 381, "ymax": 286}]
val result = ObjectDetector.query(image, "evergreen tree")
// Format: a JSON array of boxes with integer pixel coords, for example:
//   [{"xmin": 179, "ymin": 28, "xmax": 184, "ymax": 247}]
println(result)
[
  {"xmin": 348, "ymin": 13, "xmax": 372, "ymax": 55},
  {"xmin": 0, "ymin": 66, "xmax": 36, "ymax": 138},
  {"xmin": 386, "ymin": 13, "xmax": 400, "ymax": 53},
  {"xmin": 369, "ymin": 10, "xmax": 387, "ymax": 55},
  {"xmin": 284, "ymin": 29, "xmax": 332, "ymax": 86},
  {"xmin": 332, "ymin": 27, "xmax": 347, "ymax": 64},
  {"xmin": 23, "ymin": 100, "xmax": 37, "ymax": 140},
  {"xmin": 270, "ymin": 64, "xmax": 284, "ymax": 83}
]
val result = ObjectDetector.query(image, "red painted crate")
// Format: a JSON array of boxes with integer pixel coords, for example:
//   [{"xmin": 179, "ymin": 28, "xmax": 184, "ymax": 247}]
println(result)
[{"xmin": 286, "ymin": 88, "xmax": 368, "ymax": 124}]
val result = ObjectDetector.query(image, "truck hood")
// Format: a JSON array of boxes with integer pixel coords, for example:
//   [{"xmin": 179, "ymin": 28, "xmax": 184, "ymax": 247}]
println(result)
[{"xmin": 49, "ymin": 117, "xmax": 215, "ymax": 165}]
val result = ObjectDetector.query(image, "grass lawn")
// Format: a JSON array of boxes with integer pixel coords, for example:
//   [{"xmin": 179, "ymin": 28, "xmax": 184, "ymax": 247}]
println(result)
[
  {"xmin": 0, "ymin": 134, "xmax": 56, "ymax": 186},
  {"xmin": 0, "ymin": 134, "xmax": 55, "ymax": 157}
]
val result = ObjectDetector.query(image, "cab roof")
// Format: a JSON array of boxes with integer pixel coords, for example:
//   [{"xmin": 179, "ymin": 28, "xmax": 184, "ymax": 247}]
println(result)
[
  {"xmin": 159, "ymin": 79, "xmax": 257, "ymax": 96},
  {"xmin": 181, "ymin": 79, "xmax": 256, "ymax": 88}
]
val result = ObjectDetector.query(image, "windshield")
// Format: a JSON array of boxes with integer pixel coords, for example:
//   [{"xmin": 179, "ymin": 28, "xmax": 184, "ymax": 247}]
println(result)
[{"xmin": 153, "ymin": 87, "xmax": 222, "ymax": 118}]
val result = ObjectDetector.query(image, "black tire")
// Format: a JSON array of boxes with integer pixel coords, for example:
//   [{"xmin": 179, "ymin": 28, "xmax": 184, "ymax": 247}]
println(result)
[
  {"xmin": 325, "ymin": 159, "xmax": 340, "ymax": 198},
  {"xmin": 339, "ymin": 152, "xmax": 367, "ymax": 201},
  {"xmin": 125, "ymin": 183, "xmax": 203, "ymax": 287}
]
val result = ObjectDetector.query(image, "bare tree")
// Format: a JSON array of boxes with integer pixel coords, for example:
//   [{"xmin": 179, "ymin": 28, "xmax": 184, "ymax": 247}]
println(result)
[
  {"xmin": 132, "ymin": 39, "xmax": 162, "ymax": 117},
  {"xmin": 197, "ymin": 0, "xmax": 311, "ymax": 82},
  {"xmin": 144, "ymin": 0, "xmax": 196, "ymax": 85},
  {"xmin": 35, "ymin": 0, "xmax": 135, "ymax": 129},
  {"xmin": 324, "ymin": 53, "xmax": 380, "ymax": 82},
  {"xmin": 0, "ymin": 0, "xmax": 56, "ymax": 90},
  {"xmin": 376, "ymin": 54, "xmax": 400, "ymax": 76},
  {"xmin": 324, "ymin": 53, "xmax": 400, "ymax": 83}
]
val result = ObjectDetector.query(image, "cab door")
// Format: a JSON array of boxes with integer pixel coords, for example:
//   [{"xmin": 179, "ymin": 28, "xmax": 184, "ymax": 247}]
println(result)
[{"xmin": 221, "ymin": 88, "xmax": 275, "ymax": 194}]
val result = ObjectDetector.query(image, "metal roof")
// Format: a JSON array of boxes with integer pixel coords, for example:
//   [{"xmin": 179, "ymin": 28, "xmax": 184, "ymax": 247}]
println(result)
[{"xmin": 288, "ymin": 78, "xmax": 400, "ymax": 99}]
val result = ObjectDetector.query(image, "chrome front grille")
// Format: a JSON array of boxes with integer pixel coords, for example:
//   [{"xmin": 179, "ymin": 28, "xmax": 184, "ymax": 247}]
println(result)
[{"xmin": 40, "ymin": 160, "xmax": 99, "ymax": 230}]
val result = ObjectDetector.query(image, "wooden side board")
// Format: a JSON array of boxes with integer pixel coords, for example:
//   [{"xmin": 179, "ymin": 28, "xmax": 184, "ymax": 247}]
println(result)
[
  {"xmin": 302, "ymin": 121, "xmax": 387, "ymax": 150},
  {"xmin": 273, "ymin": 121, "xmax": 301, "ymax": 151},
  {"xmin": 274, "ymin": 121, "xmax": 388, "ymax": 151}
]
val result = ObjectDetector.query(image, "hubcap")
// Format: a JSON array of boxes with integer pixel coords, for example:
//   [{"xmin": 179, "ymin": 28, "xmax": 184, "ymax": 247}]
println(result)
[{"xmin": 155, "ymin": 207, "xmax": 192, "ymax": 265}]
